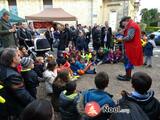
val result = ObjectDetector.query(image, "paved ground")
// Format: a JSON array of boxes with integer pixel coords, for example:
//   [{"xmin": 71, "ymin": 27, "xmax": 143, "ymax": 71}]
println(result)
[
  {"xmin": 36, "ymin": 47, "xmax": 160, "ymax": 120},
  {"xmin": 37, "ymin": 47, "xmax": 160, "ymax": 102}
]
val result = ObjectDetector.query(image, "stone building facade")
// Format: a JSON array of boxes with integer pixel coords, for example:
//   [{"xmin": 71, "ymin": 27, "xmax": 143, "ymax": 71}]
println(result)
[{"xmin": 0, "ymin": 0, "xmax": 139, "ymax": 31}]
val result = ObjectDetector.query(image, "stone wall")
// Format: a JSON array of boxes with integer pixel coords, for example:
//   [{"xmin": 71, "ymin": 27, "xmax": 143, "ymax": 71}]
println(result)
[
  {"xmin": 0, "ymin": 0, "xmax": 9, "ymax": 11},
  {"xmin": 16, "ymin": 0, "xmax": 43, "ymax": 18}
]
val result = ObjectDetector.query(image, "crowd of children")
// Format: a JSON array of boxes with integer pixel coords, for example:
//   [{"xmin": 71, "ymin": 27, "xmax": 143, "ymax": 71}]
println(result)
[
  {"xmin": 20, "ymin": 71, "xmax": 160, "ymax": 120},
  {"xmin": 56, "ymin": 46, "xmax": 122, "ymax": 76}
]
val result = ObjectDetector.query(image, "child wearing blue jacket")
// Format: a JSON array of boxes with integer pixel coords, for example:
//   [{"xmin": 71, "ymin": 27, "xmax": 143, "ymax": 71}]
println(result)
[
  {"xmin": 69, "ymin": 57, "xmax": 96, "ymax": 75},
  {"xmin": 77, "ymin": 72, "xmax": 115, "ymax": 120},
  {"xmin": 144, "ymin": 34, "xmax": 156, "ymax": 68}
]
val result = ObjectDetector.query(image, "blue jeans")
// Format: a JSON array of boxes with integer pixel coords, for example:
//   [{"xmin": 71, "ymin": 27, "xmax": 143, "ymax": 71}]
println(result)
[{"xmin": 124, "ymin": 56, "xmax": 134, "ymax": 70}]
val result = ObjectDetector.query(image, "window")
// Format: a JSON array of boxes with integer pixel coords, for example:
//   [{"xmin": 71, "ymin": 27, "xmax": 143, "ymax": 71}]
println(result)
[
  {"xmin": 8, "ymin": 0, "xmax": 18, "ymax": 15},
  {"xmin": 43, "ymin": 0, "xmax": 53, "ymax": 9}
]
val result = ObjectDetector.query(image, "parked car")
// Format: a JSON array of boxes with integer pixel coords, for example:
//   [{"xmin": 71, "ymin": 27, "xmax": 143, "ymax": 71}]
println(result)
[{"xmin": 149, "ymin": 30, "xmax": 160, "ymax": 45}]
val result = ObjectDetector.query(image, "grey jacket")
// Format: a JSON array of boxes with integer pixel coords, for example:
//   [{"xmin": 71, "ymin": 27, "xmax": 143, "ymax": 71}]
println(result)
[{"xmin": 0, "ymin": 18, "xmax": 16, "ymax": 48}]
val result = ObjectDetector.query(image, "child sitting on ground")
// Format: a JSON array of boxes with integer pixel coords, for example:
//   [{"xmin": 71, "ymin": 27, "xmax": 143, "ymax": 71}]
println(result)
[
  {"xmin": 114, "ymin": 72, "xmax": 160, "ymax": 120},
  {"xmin": 57, "ymin": 58, "xmax": 73, "ymax": 76},
  {"xmin": 70, "ymin": 46, "xmax": 79, "ymax": 58},
  {"xmin": 43, "ymin": 60, "xmax": 57, "ymax": 96},
  {"xmin": 114, "ymin": 48, "xmax": 122, "ymax": 63},
  {"xmin": 77, "ymin": 72, "xmax": 115, "ymax": 120},
  {"xmin": 76, "ymin": 51, "xmax": 82, "ymax": 61},
  {"xmin": 69, "ymin": 57, "xmax": 96, "ymax": 75},
  {"xmin": 106, "ymin": 49, "xmax": 115, "ymax": 64},
  {"xmin": 33, "ymin": 56, "xmax": 45, "ymax": 78},
  {"xmin": 51, "ymin": 71, "xmax": 70, "ymax": 112},
  {"xmin": 44, "ymin": 53, "xmax": 56, "ymax": 69},
  {"xmin": 96, "ymin": 47, "xmax": 109, "ymax": 65},
  {"xmin": 63, "ymin": 47, "xmax": 71, "ymax": 59},
  {"xmin": 19, "ymin": 46, "xmax": 29, "ymax": 57},
  {"xmin": 59, "ymin": 81, "xmax": 81, "ymax": 120},
  {"xmin": 21, "ymin": 57, "xmax": 39, "ymax": 98}
]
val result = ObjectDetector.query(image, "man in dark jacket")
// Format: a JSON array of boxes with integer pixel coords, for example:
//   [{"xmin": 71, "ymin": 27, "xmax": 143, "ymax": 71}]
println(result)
[
  {"xmin": 58, "ymin": 26, "xmax": 69, "ymax": 51},
  {"xmin": 0, "ymin": 12, "xmax": 16, "ymax": 48},
  {"xmin": 17, "ymin": 22, "xmax": 33, "ymax": 47},
  {"xmin": 92, "ymin": 25, "xmax": 101, "ymax": 51},
  {"xmin": 44, "ymin": 27, "xmax": 55, "ymax": 51},
  {"xmin": 0, "ymin": 48, "xmax": 35, "ymax": 120},
  {"xmin": 101, "ymin": 21, "xmax": 112, "ymax": 48},
  {"xmin": 64, "ymin": 24, "xmax": 71, "ymax": 47}
]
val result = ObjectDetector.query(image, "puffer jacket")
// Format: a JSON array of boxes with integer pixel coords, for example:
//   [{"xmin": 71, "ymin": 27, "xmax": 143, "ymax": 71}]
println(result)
[{"xmin": 59, "ymin": 90, "xmax": 81, "ymax": 120}]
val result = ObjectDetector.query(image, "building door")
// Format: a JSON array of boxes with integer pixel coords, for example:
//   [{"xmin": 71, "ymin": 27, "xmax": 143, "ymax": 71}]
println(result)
[
  {"xmin": 108, "ymin": 11, "xmax": 117, "ymax": 32},
  {"xmin": 43, "ymin": 0, "xmax": 53, "ymax": 9}
]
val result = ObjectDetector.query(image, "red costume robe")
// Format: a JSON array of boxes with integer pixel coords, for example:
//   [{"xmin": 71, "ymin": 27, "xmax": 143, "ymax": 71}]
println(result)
[{"xmin": 124, "ymin": 20, "xmax": 143, "ymax": 66}]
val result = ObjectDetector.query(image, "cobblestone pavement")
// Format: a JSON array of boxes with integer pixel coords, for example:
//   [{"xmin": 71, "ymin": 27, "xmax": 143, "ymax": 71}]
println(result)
[{"xmin": 37, "ymin": 47, "xmax": 160, "ymax": 102}]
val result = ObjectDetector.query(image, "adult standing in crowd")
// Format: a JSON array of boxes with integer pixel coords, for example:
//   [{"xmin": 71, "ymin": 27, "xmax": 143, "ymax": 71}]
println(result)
[
  {"xmin": 64, "ymin": 23, "xmax": 71, "ymax": 47},
  {"xmin": 83, "ymin": 26, "xmax": 90, "ymax": 50},
  {"xmin": 45, "ymin": 26, "xmax": 55, "ymax": 51},
  {"xmin": 92, "ymin": 23, "xmax": 97, "ymax": 50},
  {"xmin": 92, "ymin": 25, "xmax": 101, "ymax": 51},
  {"xmin": 27, "ymin": 22, "xmax": 35, "ymax": 36},
  {"xmin": 101, "ymin": 21, "xmax": 112, "ymax": 48},
  {"xmin": 17, "ymin": 22, "xmax": 33, "ymax": 47},
  {"xmin": 70, "ymin": 26, "xmax": 77, "ymax": 47},
  {"xmin": 76, "ymin": 31, "xmax": 87, "ymax": 51},
  {"xmin": 117, "ymin": 16, "xmax": 143, "ymax": 81},
  {"xmin": 0, "ymin": 12, "xmax": 16, "ymax": 48},
  {"xmin": 58, "ymin": 25, "xmax": 69, "ymax": 51},
  {"xmin": 0, "ymin": 48, "xmax": 35, "ymax": 120}
]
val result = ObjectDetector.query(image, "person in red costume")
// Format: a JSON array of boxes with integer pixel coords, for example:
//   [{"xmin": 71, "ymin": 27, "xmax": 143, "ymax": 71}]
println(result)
[{"xmin": 117, "ymin": 16, "xmax": 143, "ymax": 81}]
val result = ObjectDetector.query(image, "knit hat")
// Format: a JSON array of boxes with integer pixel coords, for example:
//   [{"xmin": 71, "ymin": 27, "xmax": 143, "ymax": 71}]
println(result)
[{"xmin": 21, "ymin": 57, "xmax": 33, "ymax": 68}]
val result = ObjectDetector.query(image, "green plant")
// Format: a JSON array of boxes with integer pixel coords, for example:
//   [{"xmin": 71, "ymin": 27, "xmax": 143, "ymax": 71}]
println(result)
[
  {"xmin": 145, "ymin": 26, "xmax": 160, "ymax": 33},
  {"xmin": 139, "ymin": 22, "xmax": 147, "ymax": 31}
]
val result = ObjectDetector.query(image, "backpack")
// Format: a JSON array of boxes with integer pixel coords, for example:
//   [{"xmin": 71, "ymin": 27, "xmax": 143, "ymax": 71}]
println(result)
[{"xmin": 110, "ymin": 96, "xmax": 149, "ymax": 120}]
